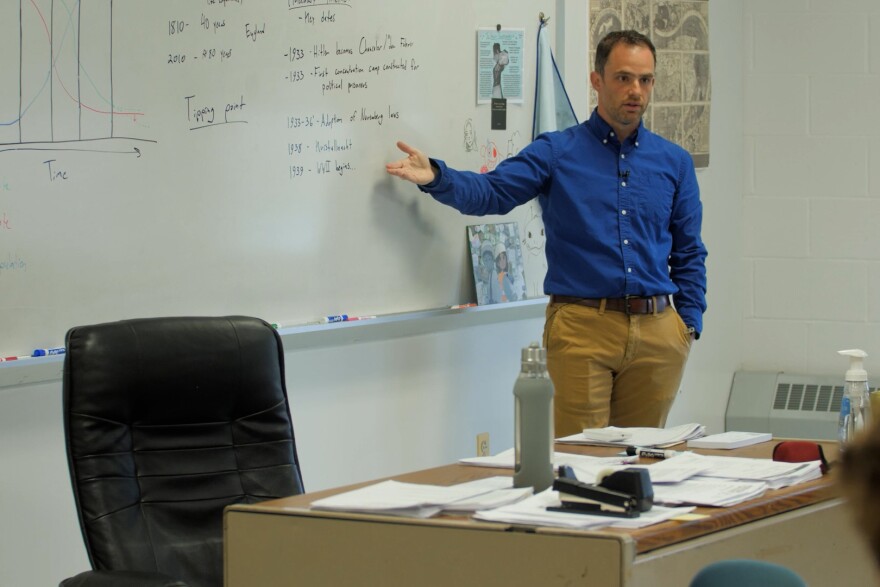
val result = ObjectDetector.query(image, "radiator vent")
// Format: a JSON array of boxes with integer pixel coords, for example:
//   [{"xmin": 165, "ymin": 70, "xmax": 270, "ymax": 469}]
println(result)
[
  {"xmin": 726, "ymin": 371, "xmax": 875, "ymax": 441},
  {"xmin": 773, "ymin": 382, "xmax": 846, "ymax": 413}
]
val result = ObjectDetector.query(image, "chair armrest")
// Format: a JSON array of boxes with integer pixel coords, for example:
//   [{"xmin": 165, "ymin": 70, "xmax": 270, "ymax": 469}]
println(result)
[{"xmin": 60, "ymin": 570, "xmax": 188, "ymax": 587}]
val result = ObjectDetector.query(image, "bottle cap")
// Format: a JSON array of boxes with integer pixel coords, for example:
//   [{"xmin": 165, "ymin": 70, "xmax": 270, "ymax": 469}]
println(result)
[
  {"xmin": 839, "ymin": 349, "xmax": 868, "ymax": 382},
  {"xmin": 521, "ymin": 341, "xmax": 546, "ymax": 363},
  {"xmin": 521, "ymin": 342, "xmax": 547, "ymax": 373}
]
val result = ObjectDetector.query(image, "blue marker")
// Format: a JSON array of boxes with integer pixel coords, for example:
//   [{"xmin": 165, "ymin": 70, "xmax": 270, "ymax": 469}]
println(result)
[
  {"xmin": 320, "ymin": 314, "xmax": 348, "ymax": 324},
  {"xmin": 32, "ymin": 347, "xmax": 66, "ymax": 357}
]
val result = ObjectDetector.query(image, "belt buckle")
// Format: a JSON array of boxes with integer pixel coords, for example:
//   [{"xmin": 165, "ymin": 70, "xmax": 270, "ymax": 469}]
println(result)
[{"xmin": 624, "ymin": 295, "xmax": 647, "ymax": 315}]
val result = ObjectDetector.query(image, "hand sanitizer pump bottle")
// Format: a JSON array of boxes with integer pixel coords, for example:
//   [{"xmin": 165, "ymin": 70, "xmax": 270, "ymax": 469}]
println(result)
[
  {"xmin": 513, "ymin": 342, "xmax": 554, "ymax": 492},
  {"xmin": 838, "ymin": 349, "xmax": 872, "ymax": 449}
]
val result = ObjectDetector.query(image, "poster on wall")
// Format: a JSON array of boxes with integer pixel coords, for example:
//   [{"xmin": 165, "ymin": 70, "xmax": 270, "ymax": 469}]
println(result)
[{"xmin": 476, "ymin": 27, "xmax": 525, "ymax": 104}]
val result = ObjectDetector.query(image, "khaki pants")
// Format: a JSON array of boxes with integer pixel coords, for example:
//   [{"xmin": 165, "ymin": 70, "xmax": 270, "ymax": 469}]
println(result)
[{"xmin": 543, "ymin": 299, "xmax": 693, "ymax": 438}]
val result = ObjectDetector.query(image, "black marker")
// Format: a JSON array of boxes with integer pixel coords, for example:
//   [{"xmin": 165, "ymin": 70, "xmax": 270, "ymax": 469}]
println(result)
[{"xmin": 625, "ymin": 446, "xmax": 680, "ymax": 459}]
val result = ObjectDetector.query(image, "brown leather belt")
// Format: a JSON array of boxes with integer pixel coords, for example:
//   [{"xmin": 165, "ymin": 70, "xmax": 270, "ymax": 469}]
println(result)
[{"xmin": 550, "ymin": 294, "xmax": 671, "ymax": 315}]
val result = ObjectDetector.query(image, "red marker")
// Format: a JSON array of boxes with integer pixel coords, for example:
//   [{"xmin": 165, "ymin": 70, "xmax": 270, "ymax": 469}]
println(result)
[
  {"xmin": 0, "ymin": 356, "xmax": 32, "ymax": 362},
  {"xmin": 450, "ymin": 303, "xmax": 477, "ymax": 309}
]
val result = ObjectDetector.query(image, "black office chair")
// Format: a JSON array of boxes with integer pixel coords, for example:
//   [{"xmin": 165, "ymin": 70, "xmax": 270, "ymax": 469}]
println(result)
[{"xmin": 60, "ymin": 316, "xmax": 305, "ymax": 587}]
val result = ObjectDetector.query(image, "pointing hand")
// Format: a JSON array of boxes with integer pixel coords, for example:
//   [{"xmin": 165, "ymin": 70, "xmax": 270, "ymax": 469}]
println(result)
[{"xmin": 385, "ymin": 141, "xmax": 436, "ymax": 185}]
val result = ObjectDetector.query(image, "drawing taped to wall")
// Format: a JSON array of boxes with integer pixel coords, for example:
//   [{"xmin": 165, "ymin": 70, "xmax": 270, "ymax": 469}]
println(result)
[{"xmin": 520, "ymin": 202, "xmax": 547, "ymax": 299}]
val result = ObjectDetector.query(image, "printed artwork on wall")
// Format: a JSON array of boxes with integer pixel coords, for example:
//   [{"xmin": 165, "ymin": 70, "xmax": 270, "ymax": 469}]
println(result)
[
  {"xmin": 589, "ymin": 0, "xmax": 711, "ymax": 167},
  {"xmin": 467, "ymin": 222, "xmax": 528, "ymax": 305}
]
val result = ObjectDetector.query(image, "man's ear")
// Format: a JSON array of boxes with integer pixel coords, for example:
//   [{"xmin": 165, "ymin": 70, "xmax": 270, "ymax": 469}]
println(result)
[{"xmin": 589, "ymin": 70, "xmax": 601, "ymax": 92}]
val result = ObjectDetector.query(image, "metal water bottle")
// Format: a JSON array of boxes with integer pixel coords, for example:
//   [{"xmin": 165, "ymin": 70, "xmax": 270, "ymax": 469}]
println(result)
[{"xmin": 513, "ymin": 342, "xmax": 554, "ymax": 492}]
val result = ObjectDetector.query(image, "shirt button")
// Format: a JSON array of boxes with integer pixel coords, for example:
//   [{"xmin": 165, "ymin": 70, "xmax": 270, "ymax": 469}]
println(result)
[
  {"xmin": 621, "ymin": 210, "xmax": 627, "ymax": 215},
  {"xmin": 603, "ymin": 139, "xmax": 608, "ymax": 144},
  {"xmin": 621, "ymin": 154, "xmax": 626, "ymax": 159},
  {"xmin": 621, "ymin": 182, "xmax": 627, "ymax": 187},
  {"xmin": 624, "ymin": 239, "xmax": 629, "ymax": 245},
  {"xmin": 635, "ymin": 141, "xmax": 640, "ymax": 147},
  {"xmin": 610, "ymin": 132, "xmax": 615, "ymax": 137},
  {"xmin": 627, "ymin": 268, "xmax": 633, "ymax": 273}
]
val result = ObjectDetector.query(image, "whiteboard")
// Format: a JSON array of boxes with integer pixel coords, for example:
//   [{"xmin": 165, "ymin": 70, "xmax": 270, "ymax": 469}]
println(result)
[{"xmin": 0, "ymin": 0, "xmax": 552, "ymax": 356}]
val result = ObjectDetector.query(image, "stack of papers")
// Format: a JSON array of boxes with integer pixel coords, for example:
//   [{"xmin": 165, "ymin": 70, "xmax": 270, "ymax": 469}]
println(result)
[
  {"xmin": 641, "ymin": 451, "xmax": 822, "ymax": 507},
  {"xmin": 686, "ymin": 431, "xmax": 772, "ymax": 449},
  {"xmin": 652, "ymin": 478, "xmax": 768, "ymax": 507},
  {"xmin": 308, "ymin": 477, "xmax": 528, "ymax": 518},
  {"xmin": 460, "ymin": 448, "xmax": 701, "ymax": 485},
  {"xmin": 459, "ymin": 447, "xmax": 639, "ymax": 483},
  {"xmin": 441, "ymin": 478, "xmax": 533, "ymax": 514},
  {"xmin": 473, "ymin": 489, "xmax": 695, "ymax": 530},
  {"xmin": 689, "ymin": 453, "xmax": 822, "ymax": 490},
  {"xmin": 557, "ymin": 423, "xmax": 706, "ymax": 448}
]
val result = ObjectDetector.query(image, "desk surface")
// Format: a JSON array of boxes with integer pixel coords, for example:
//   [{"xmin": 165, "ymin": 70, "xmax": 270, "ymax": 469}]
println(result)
[
  {"xmin": 225, "ymin": 440, "xmax": 877, "ymax": 586},
  {"xmin": 239, "ymin": 440, "xmax": 840, "ymax": 555}
]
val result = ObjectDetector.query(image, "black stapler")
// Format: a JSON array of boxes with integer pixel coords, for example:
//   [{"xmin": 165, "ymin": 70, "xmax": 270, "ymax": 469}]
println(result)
[
  {"xmin": 548, "ymin": 468, "xmax": 653, "ymax": 518},
  {"xmin": 598, "ymin": 468, "xmax": 653, "ymax": 513}
]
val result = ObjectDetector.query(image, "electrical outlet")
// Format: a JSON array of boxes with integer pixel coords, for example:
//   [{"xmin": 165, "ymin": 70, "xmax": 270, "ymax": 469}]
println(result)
[{"xmin": 476, "ymin": 432, "xmax": 490, "ymax": 457}]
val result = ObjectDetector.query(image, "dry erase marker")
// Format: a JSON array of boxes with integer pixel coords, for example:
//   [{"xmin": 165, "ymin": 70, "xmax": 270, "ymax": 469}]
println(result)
[
  {"xmin": 320, "ymin": 314, "xmax": 348, "ymax": 324},
  {"xmin": 32, "ymin": 347, "xmax": 65, "ymax": 357},
  {"xmin": 1, "ymin": 355, "xmax": 33, "ymax": 362},
  {"xmin": 450, "ymin": 303, "xmax": 477, "ymax": 309},
  {"xmin": 345, "ymin": 316, "xmax": 376, "ymax": 321},
  {"xmin": 626, "ymin": 446, "xmax": 681, "ymax": 459}
]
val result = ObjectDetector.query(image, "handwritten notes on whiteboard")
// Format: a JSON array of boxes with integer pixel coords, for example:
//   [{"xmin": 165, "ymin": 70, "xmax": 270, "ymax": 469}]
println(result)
[
  {"xmin": 0, "ymin": 0, "xmax": 547, "ymax": 355},
  {"xmin": 159, "ymin": 1, "xmax": 423, "ymax": 183}
]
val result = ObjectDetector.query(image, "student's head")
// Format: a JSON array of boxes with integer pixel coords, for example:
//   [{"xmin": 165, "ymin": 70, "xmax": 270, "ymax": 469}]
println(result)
[
  {"xmin": 590, "ymin": 30, "xmax": 656, "ymax": 138},
  {"xmin": 480, "ymin": 240, "xmax": 495, "ymax": 269},
  {"xmin": 494, "ymin": 242, "xmax": 508, "ymax": 271},
  {"xmin": 840, "ymin": 425, "xmax": 880, "ymax": 570}
]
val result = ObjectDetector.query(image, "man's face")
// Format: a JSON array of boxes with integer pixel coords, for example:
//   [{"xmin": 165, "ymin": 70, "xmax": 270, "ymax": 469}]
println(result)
[{"xmin": 590, "ymin": 43, "xmax": 655, "ymax": 135}]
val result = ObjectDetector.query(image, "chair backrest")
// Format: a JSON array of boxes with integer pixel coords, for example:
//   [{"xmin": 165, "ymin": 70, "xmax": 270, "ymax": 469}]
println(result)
[
  {"xmin": 689, "ymin": 559, "xmax": 807, "ymax": 587},
  {"xmin": 63, "ymin": 316, "xmax": 304, "ymax": 587}
]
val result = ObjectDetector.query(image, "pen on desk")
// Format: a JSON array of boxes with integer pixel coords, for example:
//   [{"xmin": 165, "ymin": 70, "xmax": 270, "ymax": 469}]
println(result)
[
  {"xmin": 32, "ymin": 347, "xmax": 65, "ymax": 357},
  {"xmin": 450, "ymin": 303, "xmax": 477, "ymax": 309},
  {"xmin": 345, "ymin": 316, "xmax": 377, "ymax": 321},
  {"xmin": 320, "ymin": 315, "xmax": 348, "ymax": 324},
  {"xmin": 626, "ymin": 446, "xmax": 681, "ymax": 459}
]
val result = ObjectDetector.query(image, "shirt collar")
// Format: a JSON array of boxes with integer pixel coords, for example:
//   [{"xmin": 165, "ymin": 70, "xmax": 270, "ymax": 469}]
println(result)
[{"xmin": 587, "ymin": 108, "xmax": 645, "ymax": 148}]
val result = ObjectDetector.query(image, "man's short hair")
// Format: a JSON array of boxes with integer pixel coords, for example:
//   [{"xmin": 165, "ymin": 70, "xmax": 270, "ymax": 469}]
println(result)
[{"xmin": 594, "ymin": 30, "xmax": 657, "ymax": 75}]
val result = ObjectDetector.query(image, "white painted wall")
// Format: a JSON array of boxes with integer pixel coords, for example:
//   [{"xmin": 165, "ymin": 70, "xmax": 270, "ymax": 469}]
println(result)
[
  {"xmin": 666, "ymin": 1, "xmax": 744, "ymax": 434},
  {"xmin": 742, "ymin": 0, "xmax": 880, "ymax": 376},
  {"xmin": 0, "ymin": 2, "xmax": 751, "ymax": 585}
]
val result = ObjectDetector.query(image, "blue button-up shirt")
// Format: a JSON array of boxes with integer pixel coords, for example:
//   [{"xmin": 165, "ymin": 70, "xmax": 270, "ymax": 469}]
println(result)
[{"xmin": 421, "ymin": 108, "xmax": 708, "ymax": 334}]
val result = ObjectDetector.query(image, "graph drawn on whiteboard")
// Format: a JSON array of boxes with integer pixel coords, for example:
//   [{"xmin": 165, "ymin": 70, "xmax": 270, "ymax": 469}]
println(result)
[{"xmin": 0, "ymin": 0, "xmax": 153, "ymax": 156}]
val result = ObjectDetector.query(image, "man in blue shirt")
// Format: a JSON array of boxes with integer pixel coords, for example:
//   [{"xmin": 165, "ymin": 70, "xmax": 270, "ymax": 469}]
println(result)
[{"xmin": 386, "ymin": 30, "xmax": 707, "ymax": 437}]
